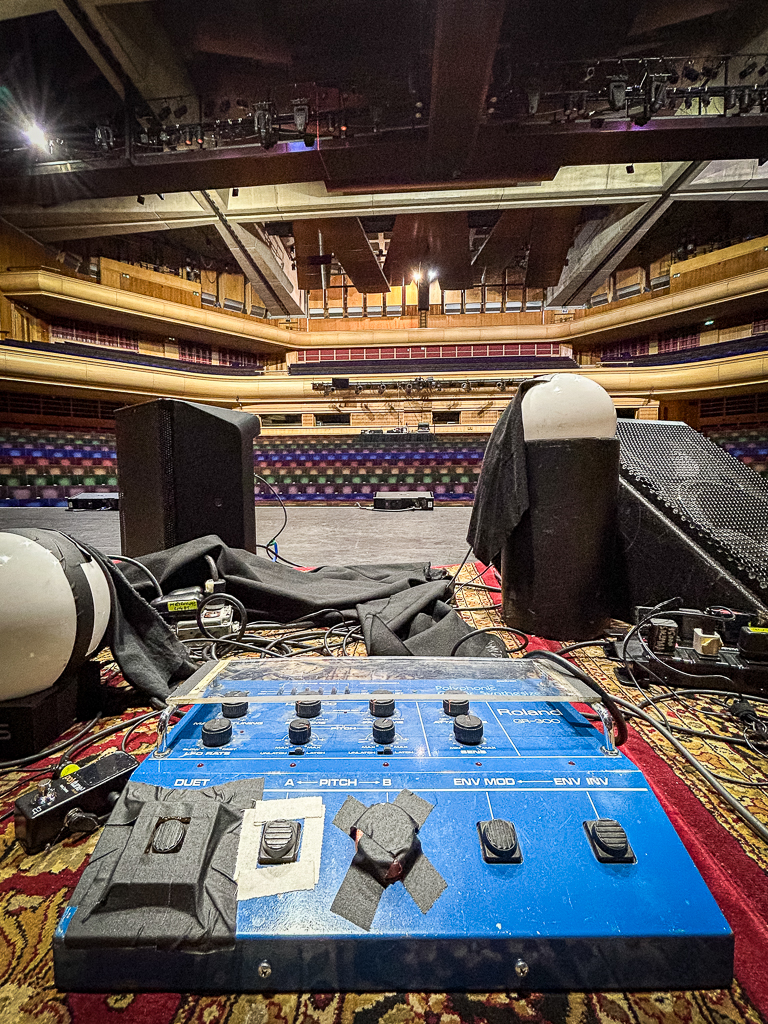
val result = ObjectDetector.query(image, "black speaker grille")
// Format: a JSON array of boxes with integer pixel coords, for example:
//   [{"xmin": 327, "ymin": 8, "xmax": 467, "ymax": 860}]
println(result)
[
  {"xmin": 617, "ymin": 420, "xmax": 768, "ymax": 593},
  {"xmin": 159, "ymin": 405, "xmax": 176, "ymax": 547}
]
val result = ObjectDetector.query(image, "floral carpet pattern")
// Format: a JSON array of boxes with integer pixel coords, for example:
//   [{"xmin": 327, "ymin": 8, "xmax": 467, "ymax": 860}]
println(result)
[{"xmin": 1, "ymin": 562, "xmax": 767, "ymax": 1024}]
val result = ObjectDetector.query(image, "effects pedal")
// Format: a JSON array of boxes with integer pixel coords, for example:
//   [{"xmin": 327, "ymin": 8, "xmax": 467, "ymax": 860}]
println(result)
[
  {"xmin": 15, "ymin": 750, "xmax": 139, "ymax": 854},
  {"xmin": 54, "ymin": 657, "xmax": 733, "ymax": 994}
]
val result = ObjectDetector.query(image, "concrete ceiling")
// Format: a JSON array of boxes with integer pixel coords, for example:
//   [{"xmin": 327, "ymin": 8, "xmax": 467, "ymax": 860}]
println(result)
[{"xmin": 2, "ymin": 1, "xmax": 768, "ymax": 306}]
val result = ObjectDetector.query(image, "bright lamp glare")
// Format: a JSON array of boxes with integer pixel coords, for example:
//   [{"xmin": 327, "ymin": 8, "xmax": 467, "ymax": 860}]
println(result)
[
  {"xmin": 412, "ymin": 270, "xmax": 421, "ymax": 282},
  {"xmin": 24, "ymin": 124, "xmax": 47, "ymax": 149}
]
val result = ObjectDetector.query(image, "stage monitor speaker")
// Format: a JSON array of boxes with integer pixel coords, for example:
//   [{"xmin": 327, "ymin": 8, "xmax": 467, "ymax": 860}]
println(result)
[
  {"xmin": 116, "ymin": 399, "xmax": 260, "ymax": 557},
  {"xmin": 615, "ymin": 420, "xmax": 768, "ymax": 614}
]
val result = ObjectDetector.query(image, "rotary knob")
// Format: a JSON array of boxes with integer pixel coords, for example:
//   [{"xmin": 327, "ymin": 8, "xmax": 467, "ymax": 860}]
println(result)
[
  {"xmin": 442, "ymin": 690, "xmax": 470, "ymax": 716},
  {"xmin": 296, "ymin": 698, "xmax": 321, "ymax": 718},
  {"xmin": 369, "ymin": 689, "xmax": 395, "ymax": 718},
  {"xmin": 288, "ymin": 718, "xmax": 311, "ymax": 745},
  {"xmin": 202, "ymin": 717, "xmax": 232, "ymax": 747},
  {"xmin": 221, "ymin": 690, "xmax": 248, "ymax": 718},
  {"xmin": 453, "ymin": 714, "xmax": 484, "ymax": 745},
  {"xmin": 372, "ymin": 718, "xmax": 396, "ymax": 744}
]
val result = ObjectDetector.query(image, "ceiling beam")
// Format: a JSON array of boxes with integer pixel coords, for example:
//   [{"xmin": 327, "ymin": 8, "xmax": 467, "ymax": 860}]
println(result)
[
  {"xmin": 525, "ymin": 207, "xmax": 584, "ymax": 290},
  {"xmin": 77, "ymin": 0, "xmax": 195, "ymax": 113},
  {"xmin": 312, "ymin": 218, "xmax": 390, "ymax": 294},
  {"xmin": 422, "ymin": 212, "xmax": 473, "ymax": 290},
  {"xmin": 547, "ymin": 161, "xmax": 707, "ymax": 307},
  {"xmin": 292, "ymin": 220, "xmax": 325, "ymax": 292},
  {"xmin": 383, "ymin": 215, "xmax": 425, "ymax": 286},
  {"xmin": 11, "ymin": 161, "xmax": 768, "ymax": 244},
  {"xmin": 472, "ymin": 208, "xmax": 535, "ymax": 281},
  {"xmin": 427, "ymin": 0, "xmax": 507, "ymax": 179},
  {"xmin": 194, "ymin": 191, "xmax": 304, "ymax": 317}
]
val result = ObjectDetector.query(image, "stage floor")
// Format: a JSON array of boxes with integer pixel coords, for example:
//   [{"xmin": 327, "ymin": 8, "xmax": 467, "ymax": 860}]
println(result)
[{"xmin": 0, "ymin": 504, "xmax": 474, "ymax": 567}]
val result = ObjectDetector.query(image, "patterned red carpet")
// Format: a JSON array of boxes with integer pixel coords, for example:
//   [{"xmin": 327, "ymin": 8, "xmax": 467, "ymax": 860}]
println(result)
[{"xmin": 1, "ymin": 563, "xmax": 767, "ymax": 1024}]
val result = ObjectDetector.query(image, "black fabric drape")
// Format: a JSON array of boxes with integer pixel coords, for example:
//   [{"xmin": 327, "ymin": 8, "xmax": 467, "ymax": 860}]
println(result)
[
  {"xmin": 467, "ymin": 376, "xmax": 552, "ymax": 565},
  {"xmin": 122, "ymin": 535, "xmax": 506, "ymax": 661}
]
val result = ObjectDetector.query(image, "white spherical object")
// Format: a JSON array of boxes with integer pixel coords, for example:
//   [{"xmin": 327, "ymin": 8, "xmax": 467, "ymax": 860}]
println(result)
[
  {"xmin": 521, "ymin": 373, "xmax": 617, "ymax": 441},
  {"xmin": 0, "ymin": 531, "xmax": 111, "ymax": 700}
]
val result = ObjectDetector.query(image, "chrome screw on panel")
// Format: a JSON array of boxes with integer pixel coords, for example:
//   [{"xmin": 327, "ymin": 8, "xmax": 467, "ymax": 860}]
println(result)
[
  {"xmin": 258, "ymin": 960, "xmax": 272, "ymax": 979},
  {"xmin": 514, "ymin": 958, "xmax": 529, "ymax": 979}
]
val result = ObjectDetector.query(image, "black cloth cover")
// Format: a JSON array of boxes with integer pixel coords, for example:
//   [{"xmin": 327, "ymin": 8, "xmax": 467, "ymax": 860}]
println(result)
[
  {"xmin": 64, "ymin": 779, "xmax": 263, "ymax": 952},
  {"xmin": 467, "ymin": 376, "xmax": 552, "ymax": 566},
  {"xmin": 121, "ymin": 535, "xmax": 502, "ymax": 661}
]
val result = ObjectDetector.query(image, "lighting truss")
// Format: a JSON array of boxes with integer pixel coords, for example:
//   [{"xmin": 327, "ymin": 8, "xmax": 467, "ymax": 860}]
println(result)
[{"xmin": 312, "ymin": 376, "xmax": 527, "ymax": 396}]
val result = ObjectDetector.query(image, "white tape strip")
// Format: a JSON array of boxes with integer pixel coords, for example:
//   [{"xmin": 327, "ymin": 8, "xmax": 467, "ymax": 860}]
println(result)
[{"xmin": 236, "ymin": 796, "xmax": 325, "ymax": 901}]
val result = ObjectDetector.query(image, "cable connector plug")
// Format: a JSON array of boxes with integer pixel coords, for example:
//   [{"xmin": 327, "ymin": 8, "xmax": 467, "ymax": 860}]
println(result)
[{"xmin": 729, "ymin": 698, "xmax": 761, "ymax": 725}]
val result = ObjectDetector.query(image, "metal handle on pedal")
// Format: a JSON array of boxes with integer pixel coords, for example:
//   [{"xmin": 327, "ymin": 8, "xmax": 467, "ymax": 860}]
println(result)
[
  {"xmin": 596, "ymin": 703, "xmax": 619, "ymax": 756},
  {"xmin": 154, "ymin": 706, "xmax": 173, "ymax": 758}
]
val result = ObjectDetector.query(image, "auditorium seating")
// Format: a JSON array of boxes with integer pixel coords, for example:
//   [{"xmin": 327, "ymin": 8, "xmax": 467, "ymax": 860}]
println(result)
[
  {"xmin": 703, "ymin": 427, "xmax": 768, "ymax": 478},
  {"xmin": 253, "ymin": 436, "xmax": 487, "ymax": 501},
  {"xmin": 0, "ymin": 427, "xmax": 118, "ymax": 505},
  {"xmin": 0, "ymin": 427, "xmax": 489, "ymax": 505},
  {"xmin": 4, "ymin": 423, "xmax": 767, "ymax": 508}
]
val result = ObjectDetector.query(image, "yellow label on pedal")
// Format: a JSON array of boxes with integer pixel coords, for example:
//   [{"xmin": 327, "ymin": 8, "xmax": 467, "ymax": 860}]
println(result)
[
  {"xmin": 60, "ymin": 764, "xmax": 80, "ymax": 777},
  {"xmin": 748, "ymin": 627, "xmax": 768, "ymax": 633},
  {"xmin": 167, "ymin": 600, "xmax": 197, "ymax": 612}
]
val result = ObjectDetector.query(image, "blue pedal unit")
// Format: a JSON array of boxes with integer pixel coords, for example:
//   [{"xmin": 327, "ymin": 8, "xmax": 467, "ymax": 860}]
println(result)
[{"xmin": 54, "ymin": 657, "xmax": 733, "ymax": 993}]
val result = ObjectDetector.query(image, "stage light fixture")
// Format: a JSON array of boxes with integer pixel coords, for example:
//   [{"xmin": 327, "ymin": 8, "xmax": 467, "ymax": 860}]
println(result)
[
  {"xmin": 158, "ymin": 105, "xmax": 172, "ymax": 121},
  {"xmin": 704, "ymin": 319, "xmax": 714, "ymax": 326},
  {"xmin": 682, "ymin": 63, "xmax": 700, "ymax": 83},
  {"xmin": 24, "ymin": 124, "xmax": 47, "ymax": 149},
  {"xmin": 137, "ymin": 195, "xmax": 146, "ymax": 205},
  {"xmin": 608, "ymin": 78, "xmax": 627, "ymax": 111},
  {"xmin": 461, "ymin": 381, "xmax": 471, "ymax": 392},
  {"xmin": 94, "ymin": 125, "xmax": 113, "ymax": 150},
  {"xmin": 173, "ymin": 103, "xmax": 188, "ymax": 119},
  {"xmin": 740, "ymin": 61, "xmax": 758, "ymax": 79},
  {"xmin": 626, "ymin": 164, "xmax": 634, "ymax": 174},
  {"xmin": 157, "ymin": 193, "xmax": 165, "ymax": 200},
  {"xmin": 292, "ymin": 100, "xmax": 309, "ymax": 134},
  {"xmin": 232, "ymin": 188, "xmax": 239, "ymax": 197},
  {"xmin": 740, "ymin": 88, "xmax": 757, "ymax": 113},
  {"xmin": 649, "ymin": 82, "xmax": 667, "ymax": 113},
  {"xmin": 496, "ymin": 381, "xmax": 506, "ymax": 391},
  {"xmin": 378, "ymin": 383, "xmax": 387, "ymax": 393},
  {"xmin": 412, "ymin": 270, "xmax": 422, "ymax": 281},
  {"xmin": 526, "ymin": 83, "xmax": 540, "ymax": 116},
  {"xmin": 220, "ymin": 99, "xmax": 231, "ymax": 114}
]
